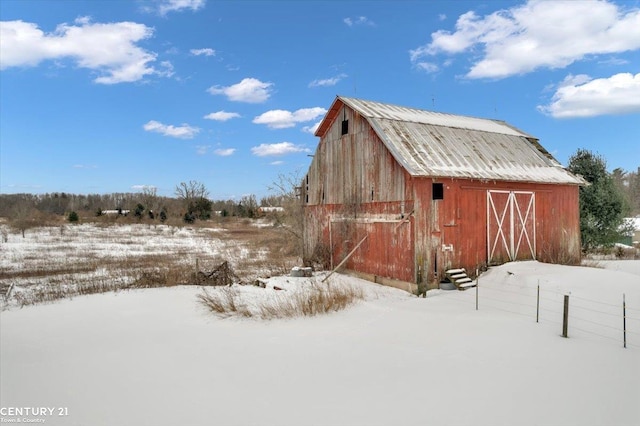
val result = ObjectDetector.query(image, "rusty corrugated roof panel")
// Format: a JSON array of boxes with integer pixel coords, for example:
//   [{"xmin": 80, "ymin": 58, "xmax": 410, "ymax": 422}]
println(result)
[{"xmin": 330, "ymin": 97, "xmax": 585, "ymax": 185}]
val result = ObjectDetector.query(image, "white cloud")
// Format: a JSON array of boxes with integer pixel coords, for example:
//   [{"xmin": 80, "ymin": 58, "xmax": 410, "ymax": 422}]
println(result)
[
  {"xmin": 207, "ymin": 78, "xmax": 273, "ymax": 103},
  {"xmin": 598, "ymin": 57, "xmax": 629, "ymax": 66},
  {"xmin": 415, "ymin": 62, "xmax": 439, "ymax": 73},
  {"xmin": 251, "ymin": 142, "xmax": 310, "ymax": 157},
  {"xmin": 0, "ymin": 18, "xmax": 158, "ymax": 84},
  {"xmin": 270, "ymin": 161, "xmax": 284, "ymax": 166},
  {"xmin": 143, "ymin": 120, "xmax": 200, "ymax": 139},
  {"xmin": 132, "ymin": 184, "xmax": 156, "ymax": 191},
  {"xmin": 190, "ymin": 48, "xmax": 215, "ymax": 56},
  {"xmin": 410, "ymin": 0, "xmax": 640, "ymax": 79},
  {"xmin": 253, "ymin": 107, "xmax": 327, "ymax": 129},
  {"xmin": 538, "ymin": 72, "xmax": 640, "ymax": 118},
  {"xmin": 559, "ymin": 74, "xmax": 592, "ymax": 88},
  {"xmin": 214, "ymin": 148, "xmax": 236, "ymax": 156},
  {"xmin": 203, "ymin": 111, "xmax": 241, "ymax": 121},
  {"xmin": 302, "ymin": 120, "xmax": 322, "ymax": 134},
  {"xmin": 157, "ymin": 0, "xmax": 205, "ymax": 15},
  {"xmin": 157, "ymin": 60, "xmax": 175, "ymax": 78},
  {"xmin": 309, "ymin": 73, "xmax": 347, "ymax": 87},
  {"xmin": 438, "ymin": 14, "xmax": 447, "ymax": 21},
  {"xmin": 343, "ymin": 16, "xmax": 375, "ymax": 27},
  {"xmin": 195, "ymin": 145, "xmax": 210, "ymax": 155},
  {"xmin": 72, "ymin": 164, "xmax": 98, "ymax": 169}
]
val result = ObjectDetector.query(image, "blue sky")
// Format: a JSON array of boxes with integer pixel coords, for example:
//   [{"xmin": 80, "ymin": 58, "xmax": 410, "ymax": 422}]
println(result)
[{"xmin": 1, "ymin": 0, "xmax": 639, "ymax": 200}]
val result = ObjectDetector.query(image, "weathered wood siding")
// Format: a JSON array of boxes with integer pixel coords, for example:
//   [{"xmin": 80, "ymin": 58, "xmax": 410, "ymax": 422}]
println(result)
[
  {"xmin": 304, "ymin": 102, "xmax": 582, "ymax": 293},
  {"xmin": 412, "ymin": 178, "xmax": 581, "ymax": 288},
  {"xmin": 305, "ymin": 107, "xmax": 407, "ymax": 205},
  {"xmin": 303, "ymin": 105, "xmax": 416, "ymax": 284}
]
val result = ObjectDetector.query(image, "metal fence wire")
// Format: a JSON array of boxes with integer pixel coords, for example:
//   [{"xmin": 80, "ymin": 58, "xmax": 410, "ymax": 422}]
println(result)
[{"xmin": 435, "ymin": 278, "xmax": 639, "ymax": 349}]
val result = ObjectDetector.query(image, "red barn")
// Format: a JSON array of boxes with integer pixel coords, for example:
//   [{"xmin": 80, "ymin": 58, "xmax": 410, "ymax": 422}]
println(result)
[{"xmin": 302, "ymin": 96, "xmax": 585, "ymax": 293}]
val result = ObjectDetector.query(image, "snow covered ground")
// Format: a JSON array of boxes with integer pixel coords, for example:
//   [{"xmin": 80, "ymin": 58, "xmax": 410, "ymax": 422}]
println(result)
[
  {"xmin": 1, "ymin": 261, "xmax": 639, "ymax": 426},
  {"xmin": 0, "ymin": 222, "xmax": 286, "ymax": 306}
]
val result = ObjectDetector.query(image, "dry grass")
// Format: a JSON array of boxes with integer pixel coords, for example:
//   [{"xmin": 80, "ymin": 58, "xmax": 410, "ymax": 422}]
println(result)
[
  {"xmin": 1, "ymin": 218, "xmax": 302, "ymax": 309},
  {"xmin": 197, "ymin": 282, "xmax": 365, "ymax": 320},
  {"xmin": 580, "ymin": 259, "xmax": 604, "ymax": 269},
  {"xmin": 197, "ymin": 287, "xmax": 251, "ymax": 318}
]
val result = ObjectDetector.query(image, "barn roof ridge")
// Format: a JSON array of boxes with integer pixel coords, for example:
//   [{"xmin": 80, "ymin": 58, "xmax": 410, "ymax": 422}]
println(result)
[
  {"xmin": 314, "ymin": 96, "xmax": 585, "ymax": 185},
  {"xmin": 337, "ymin": 96, "xmax": 535, "ymax": 138}
]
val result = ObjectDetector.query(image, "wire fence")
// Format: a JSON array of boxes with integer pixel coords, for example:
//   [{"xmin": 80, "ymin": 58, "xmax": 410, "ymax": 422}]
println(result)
[{"xmin": 436, "ymin": 277, "xmax": 640, "ymax": 349}]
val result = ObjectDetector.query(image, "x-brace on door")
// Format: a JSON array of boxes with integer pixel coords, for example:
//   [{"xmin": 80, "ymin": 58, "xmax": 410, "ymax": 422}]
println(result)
[{"xmin": 487, "ymin": 190, "xmax": 536, "ymax": 264}]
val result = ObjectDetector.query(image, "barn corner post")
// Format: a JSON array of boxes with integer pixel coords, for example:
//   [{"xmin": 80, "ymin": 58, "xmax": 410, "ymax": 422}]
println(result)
[{"xmin": 413, "ymin": 191, "xmax": 429, "ymax": 296}]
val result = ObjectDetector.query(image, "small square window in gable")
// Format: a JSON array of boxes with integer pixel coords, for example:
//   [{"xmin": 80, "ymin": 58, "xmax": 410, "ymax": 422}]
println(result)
[{"xmin": 432, "ymin": 183, "xmax": 444, "ymax": 200}]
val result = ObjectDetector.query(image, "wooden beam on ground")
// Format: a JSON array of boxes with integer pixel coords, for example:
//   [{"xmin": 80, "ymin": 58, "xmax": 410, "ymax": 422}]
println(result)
[{"xmin": 322, "ymin": 235, "xmax": 368, "ymax": 283}]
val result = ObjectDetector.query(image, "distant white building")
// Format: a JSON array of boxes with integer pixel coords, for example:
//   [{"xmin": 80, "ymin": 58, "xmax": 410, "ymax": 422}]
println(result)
[
  {"xmin": 623, "ymin": 217, "xmax": 640, "ymax": 244},
  {"xmin": 258, "ymin": 206, "xmax": 284, "ymax": 215},
  {"xmin": 101, "ymin": 209, "xmax": 130, "ymax": 216}
]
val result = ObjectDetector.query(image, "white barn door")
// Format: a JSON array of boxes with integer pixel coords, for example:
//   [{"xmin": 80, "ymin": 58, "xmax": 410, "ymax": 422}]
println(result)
[{"xmin": 487, "ymin": 190, "xmax": 536, "ymax": 264}]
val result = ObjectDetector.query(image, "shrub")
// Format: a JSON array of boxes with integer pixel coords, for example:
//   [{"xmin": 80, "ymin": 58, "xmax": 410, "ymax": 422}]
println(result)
[
  {"xmin": 67, "ymin": 211, "xmax": 79, "ymax": 223},
  {"xmin": 183, "ymin": 212, "xmax": 196, "ymax": 224},
  {"xmin": 134, "ymin": 203, "xmax": 145, "ymax": 220}
]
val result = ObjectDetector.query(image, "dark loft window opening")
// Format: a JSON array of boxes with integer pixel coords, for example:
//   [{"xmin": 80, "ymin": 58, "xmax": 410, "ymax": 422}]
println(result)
[
  {"xmin": 305, "ymin": 175, "xmax": 309, "ymax": 204},
  {"xmin": 432, "ymin": 183, "xmax": 444, "ymax": 200},
  {"xmin": 341, "ymin": 119, "xmax": 349, "ymax": 135}
]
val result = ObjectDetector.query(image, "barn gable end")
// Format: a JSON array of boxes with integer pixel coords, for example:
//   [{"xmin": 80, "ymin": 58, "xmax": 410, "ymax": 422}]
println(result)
[{"xmin": 303, "ymin": 96, "xmax": 584, "ymax": 293}]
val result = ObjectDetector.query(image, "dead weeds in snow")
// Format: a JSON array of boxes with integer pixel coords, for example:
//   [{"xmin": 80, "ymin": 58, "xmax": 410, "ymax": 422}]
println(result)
[
  {"xmin": 197, "ymin": 282, "xmax": 365, "ymax": 320},
  {"xmin": 1, "ymin": 219, "xmax": 301, "ymax": 308}
]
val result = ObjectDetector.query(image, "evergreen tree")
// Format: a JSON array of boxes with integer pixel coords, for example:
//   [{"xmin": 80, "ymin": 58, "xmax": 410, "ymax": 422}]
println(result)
[
  {"xmin": 630, "ymin": 168, "xmax": 640, "ymax": 215},
  {"xmin": 134, "ymin": 203, "xmax": 145, "ymax": 220},
  {"xmin": 192, "ymin": 197, "xmax": 212, "ymax": 220},
  {"xmin": 567, "ymin": 149, "xmax": 627, "ymax": 252},
  {"xmin": 68, "ymin": 211, "xmax": 79, "ymax": 223}
]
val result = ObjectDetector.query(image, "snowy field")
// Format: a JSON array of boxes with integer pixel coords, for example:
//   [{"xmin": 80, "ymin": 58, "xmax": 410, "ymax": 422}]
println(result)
[
  {"xmin": 2, "ymin": 258, "xmax": 640, "ymax": 426},
  {"xmin": 0, "ymin": 222, "xmax": 290, "ymax": 306}
]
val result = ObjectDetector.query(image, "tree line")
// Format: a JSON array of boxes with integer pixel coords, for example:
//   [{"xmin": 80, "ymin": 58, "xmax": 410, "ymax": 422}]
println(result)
[
  {"xmin": 0, "ymin": 181, "xmax": 292, "ymax": 225},
  {"xmin": 1, "ymin": 156, "xmax": 637, "ymax": 254}
]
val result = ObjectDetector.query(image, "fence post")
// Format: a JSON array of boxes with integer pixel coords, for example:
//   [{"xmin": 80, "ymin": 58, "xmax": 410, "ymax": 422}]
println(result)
[
  {"xmin": 475, "ymin": 270, "xmax": 479, "ymax": 311},
  {"xmin": 623, "ymin": 293, "xmax": 626, "ymax": 349},
  {"xmin": 562, "ymin": 295, "xmax": 569, "ymax": 338},
  {"xmin": 536, "ymin": 282, "xmax": 540, "ymax": 323}
]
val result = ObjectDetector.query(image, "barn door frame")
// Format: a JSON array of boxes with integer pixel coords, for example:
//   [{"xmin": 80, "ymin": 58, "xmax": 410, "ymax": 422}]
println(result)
[{"xmin": 486, "ymin": 190, "xmax": 536, "ymax": 263}]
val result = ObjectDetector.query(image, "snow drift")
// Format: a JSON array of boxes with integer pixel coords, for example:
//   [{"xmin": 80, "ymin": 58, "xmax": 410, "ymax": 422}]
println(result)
[{"xmin": 1, "ymin": 261, "xmax": 639, "ymax": 426}]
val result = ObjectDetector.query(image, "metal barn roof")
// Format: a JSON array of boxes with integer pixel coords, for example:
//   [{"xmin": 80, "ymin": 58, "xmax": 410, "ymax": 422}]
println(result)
[{"xmin": 316, "ymin": 96, "xmax": 585, "ymax": 185}]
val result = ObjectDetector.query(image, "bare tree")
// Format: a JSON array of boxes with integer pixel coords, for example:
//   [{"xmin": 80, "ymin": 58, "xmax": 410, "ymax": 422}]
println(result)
[
  {"xmin": 175, "ymin": 181, "xmax": 210, "ymax": 202},
  {"xmin": 140, "ymin": 186, "xmax": 159, "ymax": 219},
  {"xmin": 10, "ymin": 199, "xmax": 39, "ymax": 238},
  {"xmin": 175, "ymin": 181, "xmax": 211, "ymax": 221},
  {"xmin": 267, "ymin": 170, "xmax": 305, "ymax": 256},
  {"xmin": 238, "ymin": 194, "xmax": 258, "ymax": 218}
]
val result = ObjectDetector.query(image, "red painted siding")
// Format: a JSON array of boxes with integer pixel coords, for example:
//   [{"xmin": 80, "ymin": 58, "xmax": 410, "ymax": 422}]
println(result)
[
  {"xmin": 411, "ymin": 178, "xmax": 581, "ymax": 286},
  {"xmin": 303, "ymin": 103, "xmax": 582, "ymax": 293}
]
